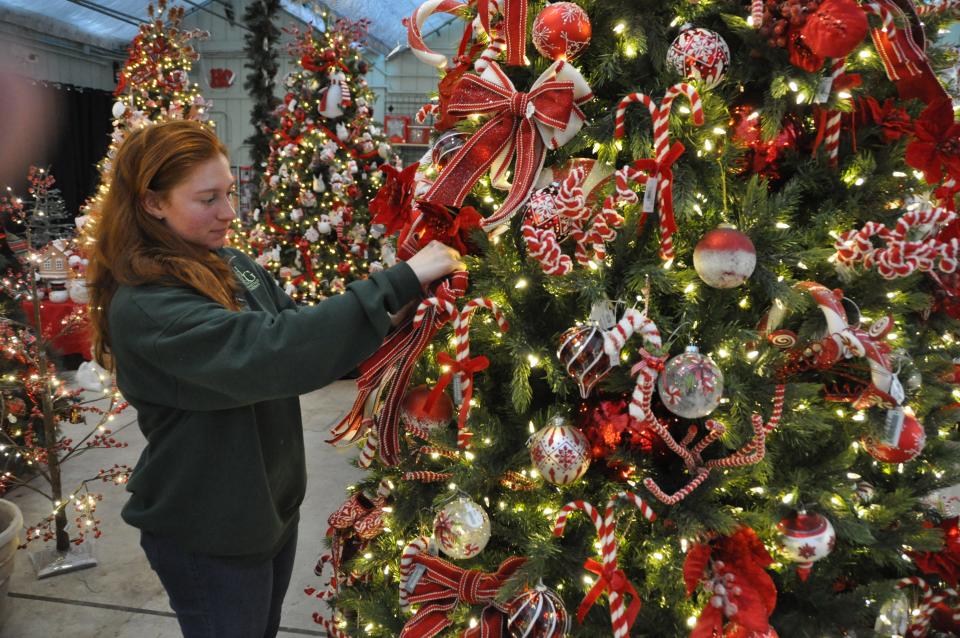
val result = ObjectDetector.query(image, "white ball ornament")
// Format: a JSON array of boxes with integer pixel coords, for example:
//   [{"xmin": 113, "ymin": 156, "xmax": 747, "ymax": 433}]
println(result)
[
  {"xmin": 111, "ymin": 100, "xmax": 127, "ymax": 119},
  {"xmin": 529, "ymin": 416, "xmax": 591, "ymax": 485},
  {"xmin": 667, "ymin": 26, "xmax": 731, "ymax": 90},
  {"xmin": 433, "ymin": 495, "xmax": 491, "ymax": 560},
  {"xmin": 693, "ymin": 226, "xmax": 757, "ymax": 289},
  {"xmin": 777, "ymin": 510, "xmax": 835, "ymax": 581}
]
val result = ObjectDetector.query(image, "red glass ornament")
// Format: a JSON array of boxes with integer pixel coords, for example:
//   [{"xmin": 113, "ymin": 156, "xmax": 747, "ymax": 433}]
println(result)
[
  {"xmin": 557, "ymin": 323, "xmax": 613, "ymax": 398},
  {"xmin": 400, "ymin": 385, "xmax": 454, "ymax": 435},
  {"xmin": 506, "ymin": 583, "xmax": 570, "ymax": 638},
  {"xmin": 532, "ymin": 2, "xmax": 592, "ymax": 61},
  {"xmin": 862, "ymin": 405, "xmax": 926, "ymax": 463}
]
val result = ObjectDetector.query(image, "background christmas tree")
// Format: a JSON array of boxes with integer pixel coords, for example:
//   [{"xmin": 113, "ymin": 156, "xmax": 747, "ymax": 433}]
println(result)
[
  {"xmin": 243, "ymin": 17, "xmax": 394, "ymax": 303},
  {"xmin": 310, "ymin": 0, "xmax": 960, "ymax": 636},
  {"xmin": 79, "ymin": 0, "xmax": 211, "ymax": 229}
]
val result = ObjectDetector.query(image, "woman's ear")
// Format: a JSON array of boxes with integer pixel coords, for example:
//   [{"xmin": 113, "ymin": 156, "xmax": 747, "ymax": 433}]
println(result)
[{"xmin": 142, "ymin": 190, "xmax": 166, "ymax": 221}]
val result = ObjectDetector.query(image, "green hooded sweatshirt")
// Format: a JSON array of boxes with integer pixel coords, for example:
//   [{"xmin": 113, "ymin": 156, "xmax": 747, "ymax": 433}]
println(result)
[{"xmin": 110, "ymin": 248, "xmax": 421, "ymax": 561}]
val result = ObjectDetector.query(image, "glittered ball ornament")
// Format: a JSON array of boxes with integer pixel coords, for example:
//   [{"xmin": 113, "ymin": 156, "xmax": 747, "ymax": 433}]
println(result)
[
  {"xmin": 532, "ymin": 2, "xmax": 592, "ymax": 61},
  {"xmin": 862, "ymin": 405, "xmax": 926, "ymax": 464},
  {"xmin": 433, "ymin": 495, "xmax": 491, "ymax": 560},
  {"xmin": 693, "ymin": 226, "xmax": 757, "ymax": 289},
  {"xmin": 657, "ymin": 345, "xmax": 724, "ymax": 419},
  {"xmin": 529, "ymin": 416, "xmax": 591, "ymax": 485},
  {"xmin": 666, "ymin": 26, "xmax": 731, "ymax": 90},
  {"xmin": 400, "ymin": 385, "xmax": 454, "ymax": 435},
  {"xmin": 777, "ymin": 510, "xmax": 836, "ymax": 581},
  {"xmin": 506, "ymin": 582, "xmax": 571, "ymax": 638}
]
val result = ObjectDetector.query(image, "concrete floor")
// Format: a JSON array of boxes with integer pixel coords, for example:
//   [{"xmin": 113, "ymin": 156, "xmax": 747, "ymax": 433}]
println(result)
[{"xmin": 0, "ymin": 380, "xmax": 363, "ymax": 637}]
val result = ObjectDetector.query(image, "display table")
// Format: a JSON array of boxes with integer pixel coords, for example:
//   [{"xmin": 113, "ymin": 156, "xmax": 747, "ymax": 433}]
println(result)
[{"xmin": 20, "ymin": 300, "xmax": 92, "ymax": 360}]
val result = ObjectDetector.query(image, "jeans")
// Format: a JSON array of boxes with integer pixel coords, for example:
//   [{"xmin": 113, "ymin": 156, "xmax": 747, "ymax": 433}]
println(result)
[{"xmin": 139, "ymin": 528, "xmax": 298, "ymax": 638}]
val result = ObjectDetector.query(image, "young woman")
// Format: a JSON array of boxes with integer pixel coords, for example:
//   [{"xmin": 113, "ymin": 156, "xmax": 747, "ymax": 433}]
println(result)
[{"xmin": 87, "ymin": 119, "xmax": 464, "ymax": 637}]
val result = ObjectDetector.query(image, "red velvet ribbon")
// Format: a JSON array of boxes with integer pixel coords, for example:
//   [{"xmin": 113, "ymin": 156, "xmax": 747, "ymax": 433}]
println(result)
[
  {"xmin": 478, "ymin": 0, "xmax": 527, "ymax": 66},
  {"xmin": 424, "ymin": 66, "xmax": 576, "ymax": 221},
  {"xmin": 399, "ymin": 553, "xmax": 526, "ymax": 638},
  {"xmin": 329, "ymin": 272, "xmax": 469, "ymax": 466},
  {"xmin": 428, "ymin": 351, "xmax": 489, "ymax": 442},
  {"xmin": 578, "ymin": 558, "xmax": 642, "ymax": 630},
  {"xmin": 628, "ymin": 141, "xmax": 686, "ymax": 240},
  {"xmin": 868, "ymin": 0, "xmax": 949, "ymax": 105}
]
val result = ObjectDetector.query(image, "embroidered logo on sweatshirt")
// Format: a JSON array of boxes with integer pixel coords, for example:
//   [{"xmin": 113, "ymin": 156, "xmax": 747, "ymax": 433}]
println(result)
[{"xmin": 229, "ymin": 260, "xmax": 262, "ymax": 292}]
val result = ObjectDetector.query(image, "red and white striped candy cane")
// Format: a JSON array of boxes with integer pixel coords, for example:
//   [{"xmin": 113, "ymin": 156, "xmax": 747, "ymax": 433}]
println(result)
[
  {"xmin": 405, "ymin": 0, "xmax": 468, "ymax": 69},
  {"xmin": 863, "ymin": 1, "xmax": 898, "ymax": 35},
  {"xmin": 312, "ymin": 614, "xmax": 353, "ymax": 638},
  {"xmin": 897, "ymin": 576, "xmax": 960, "ymax": 636},
  {"xmin": 400, "ymin": 536, "xmax": 434, "ymax": 612},
  {"xmin": 553, "ymin": 493, "xmax": 656, "ymax": 638},
  {"xmin": 451, "ymin": 297, "xmax": 509, "ymax": 448},
  {"xmin": 822, "ymin": 58, "xmax": 847, "ymax": 166},
  {"xmin": 358, "ymin": 429, "xmax": 378, "ymax": 468},
  {"xmin": 614, "ymin": 84, "xmax": 704, "ymax": 261},
  {"xmin": 522, "ymin": 222, "xmax": 573, "ymax": 274},
  {"xmin": 415, "ymin": 102, "xmax": 440, "ymax": 123},
  {"xmin": 475, "ymin": 34, "xmax": 506, "ymax": 73},
  {"xmin": 751, "ymin": 0, "xmax": 764, "ymax": 26}
]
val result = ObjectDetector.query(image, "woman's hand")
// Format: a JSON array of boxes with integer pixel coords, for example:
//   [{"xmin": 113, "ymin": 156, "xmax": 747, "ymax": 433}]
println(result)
[{"xmin": 405, "ymin": 240, "xmax": 467, "ymax": 287}]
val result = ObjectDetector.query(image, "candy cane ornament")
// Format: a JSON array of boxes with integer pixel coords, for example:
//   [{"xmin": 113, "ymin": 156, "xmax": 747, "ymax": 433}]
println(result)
[
  {"xmin": 834, "ymin": 206, "xmax": 959, "ymax": 279},
  {"xmin": 896, "ymin": 576, "xmax": 960, "ymax": 636},
  {"xmin": 400, "ymin": 536, "xmax": 435, "ymax": 613},
  {"xmin": 553, "ymin": 491, "xmax": 657, "ymax": 638},
  {"xmin": 448, "ymin": 297, "xmax": 509, "ymax": 448},
  {"xmin": 614, "ymin": 84, "xmax": 705, "ymax": 262},
  {"xmin": 820, "ymin": 57, "xmax": 847, "ymax": 167},
  {"xmin": 404, "ymin": 0, "xmax": 468, "ymax": 69}
]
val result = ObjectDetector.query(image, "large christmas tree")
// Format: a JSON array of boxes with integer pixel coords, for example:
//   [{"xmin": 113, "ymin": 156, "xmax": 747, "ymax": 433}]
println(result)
[
  {"xmin": 244, "ymin": 17, "xmax": 393, "ymax": 303},
  {"xmin": 315, "ymin": 0, "xmax": 960, "ymax": 636},
  {"xmin": 80, "ymin": 0, "xmax": 211, "ymax": 227}
]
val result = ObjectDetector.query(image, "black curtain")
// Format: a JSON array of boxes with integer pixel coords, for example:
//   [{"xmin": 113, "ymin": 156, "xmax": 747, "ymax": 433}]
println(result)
[{"xmin": 4, "ymin": 75, "xmax": 113, "ymax": 217}]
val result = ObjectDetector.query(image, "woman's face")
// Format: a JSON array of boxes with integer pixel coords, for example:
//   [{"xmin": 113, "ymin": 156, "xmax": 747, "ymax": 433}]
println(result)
[{"xmin": 146, "ymin": 154, "xmax": 236, "ymax": 250}]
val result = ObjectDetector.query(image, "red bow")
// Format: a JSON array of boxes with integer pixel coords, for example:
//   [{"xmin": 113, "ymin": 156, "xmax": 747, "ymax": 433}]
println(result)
[
  {"xmin": 399, "ymin": 554, "xmax": 526, "ymax": 638},
  {"xmin": 627, "ymin": 141, "xmax": 686, "ymax": 254},
  {"xmin": 427, "ymin": 351, "xmax": 489, "ymax": 446},
  {"xmin": 578, "ymin": 558, "xmax": 642, "ymax": 628},
  {"xmin": 290, "ymin": 239, "xmax": 319, "ymax": 287},
  {"xmin": 424, "ymin": 62, "xmax": 582, "ymax": 231}
]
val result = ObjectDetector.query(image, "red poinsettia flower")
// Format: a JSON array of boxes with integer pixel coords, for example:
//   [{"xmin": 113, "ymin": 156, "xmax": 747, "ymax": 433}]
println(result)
[
  {"xmin": 909, "ymin": 517, "xmax": 960, "ymax": 586},
  {"xmin": 414, "ymin": 201, "xmax": 483, "ymax": 256},
  {"xmin": 369, "ymin": 162, "xmax": 419, "ymax": 235},
  {"xmin": 906, "ymin": 98, "xmax": 960, "ymax": 185},
  {"xmin": 685, "ymin": 527, "xmax": 777, "ymax": 638},
  {"xmin": 859, "ymin": 97, "xmax": 912, "ymax": 141}
]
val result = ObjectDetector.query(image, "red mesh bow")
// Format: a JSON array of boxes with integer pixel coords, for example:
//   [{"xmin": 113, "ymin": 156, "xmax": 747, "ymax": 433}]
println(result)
[{"xmin": 399, "ymin": 554, "xmax": 526, "ymax": 638}]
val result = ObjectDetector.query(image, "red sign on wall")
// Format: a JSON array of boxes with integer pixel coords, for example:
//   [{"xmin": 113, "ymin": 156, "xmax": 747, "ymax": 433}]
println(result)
[{"xmin": 209, "ymin": 68, "xmax": 235, "ymax": 88}]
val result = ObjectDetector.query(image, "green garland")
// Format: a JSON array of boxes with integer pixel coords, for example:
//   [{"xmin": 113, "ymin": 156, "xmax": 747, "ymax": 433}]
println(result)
[{"xmin": 243, "ymin": 0, "xmax": 281, "ymax": 179}]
